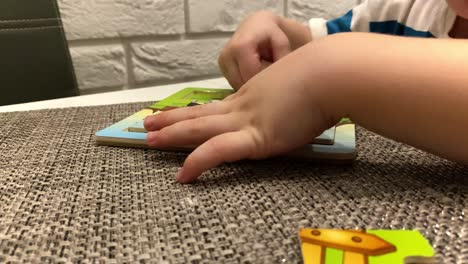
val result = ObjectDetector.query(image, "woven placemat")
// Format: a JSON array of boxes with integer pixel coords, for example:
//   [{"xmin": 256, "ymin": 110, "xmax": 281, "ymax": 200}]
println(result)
[{"xmin": 0, "ymin": 103, "xmax": 466, "ymax": 263}]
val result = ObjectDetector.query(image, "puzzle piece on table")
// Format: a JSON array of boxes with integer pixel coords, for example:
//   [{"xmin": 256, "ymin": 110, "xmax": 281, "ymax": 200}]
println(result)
[
  {"xmin": 299, "ymin": 229, "xmax": 438, "ymax": 264},
  {"xmin": 127, "ymin": 114, "xmax": 337, "ymax": 145},
  {"xmin": 149, "ymin": 88, "xmax": 233, "ymax": 110},
  {"xmin": 127, "ymin": 120, "xmax": 146, "ymax": 133},
  {"xmin": 313, "ymin": 127, "xmax": 335, "ymax": 145},
  {"xmin": 95, "ymin": 87, "xmax": 356, "ymax": 161}
]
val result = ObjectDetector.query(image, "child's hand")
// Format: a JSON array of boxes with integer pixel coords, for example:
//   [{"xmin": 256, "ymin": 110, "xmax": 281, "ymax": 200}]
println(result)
[
  {"xmin": 148, "ymin": 32, "xmax": 468, "ymax": 184},
  {"xmin": 219, "ymin": 11, "xmax": 312, "ymax": 90},
  {"xmin": 145, "ymin": 46, "xmax": 335, "ymax": 183}
]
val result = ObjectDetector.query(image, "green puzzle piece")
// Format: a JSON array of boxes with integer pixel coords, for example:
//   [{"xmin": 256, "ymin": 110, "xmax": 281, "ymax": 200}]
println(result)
[
  {"xmin": 368, "ymin": 230, "xmax": 435, "ymax": 264},
  {"xmin": 322, "ymin": 230, "xmax": 435, "ymax": 264},
  {"xmin": 149, "ymin": 88, "xmax": 234, "ymax": 110},
  {"xmin": 149, "ymin": 87, "xmax": 352, "ymax": 126}
]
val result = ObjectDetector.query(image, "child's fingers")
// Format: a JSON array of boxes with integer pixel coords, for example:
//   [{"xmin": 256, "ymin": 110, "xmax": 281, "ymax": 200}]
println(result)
[
  {"xmin": 271, "ymin": 28, "xmax": 291, "ymax": 61},
  {"xmin": 147, "ymin": 114, "xmax": 236, "ymax": 147},
  {"xmin": 260, "ymin": 60, "xmax": 272, "ymax": 70},
  {"xmin": 176, "ymin": 131, "xmax": 255, "ymax": 184},
  {"xmin": 144, "ymin": 102, "xmax": 228, "ymax": 131},
  {"xmin": 237, "ymin": 46, "xmax": 263, "ymax": 84},
  {"xmin": 218, "ymin": 51, "xmax": 244, "ymax": 90}
]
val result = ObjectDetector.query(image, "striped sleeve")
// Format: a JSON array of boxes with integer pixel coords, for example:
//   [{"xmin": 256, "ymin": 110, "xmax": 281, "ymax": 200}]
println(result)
[{"xmin": 309, "ymin": 0, "xmax": 456, "ymax": 40}]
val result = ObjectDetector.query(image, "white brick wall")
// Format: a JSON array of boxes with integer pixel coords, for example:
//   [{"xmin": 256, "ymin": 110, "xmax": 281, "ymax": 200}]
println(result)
[{"xmin": 58, "ymin": 0, "xmax": 359, "ymax": 94}]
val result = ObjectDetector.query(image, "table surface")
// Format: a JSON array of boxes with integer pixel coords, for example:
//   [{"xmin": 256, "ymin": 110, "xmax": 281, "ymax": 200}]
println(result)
[
  {"xmin": 0, "ymin": 77, "xmax": 465, "ymax": 263},
  {"xmin": 0, "ymin": 77, "xmax": 230, "ymax": 113}
]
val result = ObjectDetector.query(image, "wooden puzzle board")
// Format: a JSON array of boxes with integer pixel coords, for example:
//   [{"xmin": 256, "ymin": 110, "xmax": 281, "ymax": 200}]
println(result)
[{"xmin": 95, "ymin": 88, "xmax": 356, "ymax": 161}]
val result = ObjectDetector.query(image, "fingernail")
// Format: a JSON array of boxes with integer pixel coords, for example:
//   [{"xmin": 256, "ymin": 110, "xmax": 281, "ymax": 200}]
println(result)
[
  {"xmin": 147, "ymin": 132, "xmax": 157, "ymax": 143},
  {"xmin": 143, "ymin": 117, "xmax": 153, "ymax": 130},
  {"xmin": 176, "ymin": 168, "xmax": 186, "ymax": 183}
]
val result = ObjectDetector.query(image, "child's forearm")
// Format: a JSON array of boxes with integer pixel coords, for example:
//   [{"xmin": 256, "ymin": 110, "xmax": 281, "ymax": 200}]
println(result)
[{"xmin": 303, "ymin": 33, "xmax": 468, "ymax": 162}]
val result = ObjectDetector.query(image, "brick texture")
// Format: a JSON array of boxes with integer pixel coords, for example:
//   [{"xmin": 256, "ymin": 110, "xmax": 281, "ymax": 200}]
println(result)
[
  {"xmin": 131, "ymin": 39, "xmax": 228, "ymax": 85},
  {"xmin": 288, "ymin": 0, "xmax": 358, "ymax": 22},
  {"xmin": 70, "ymin": 45, "xmax": 126, "ymax": 91},
  {"xmin": 188, "ymin": 0, "xmax": 284, "ymax": 33},
  {"xmin": 58, "ymin": 0, "xmax": 185, "ymax": 40},
  {"xmin": 58, "ymin": 0, "xmax": 358, "ymax": 93}
]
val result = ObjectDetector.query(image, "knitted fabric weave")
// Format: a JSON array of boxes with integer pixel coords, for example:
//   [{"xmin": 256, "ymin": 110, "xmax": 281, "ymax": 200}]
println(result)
[{"xmin": 0, "ymin": 103, "xmax": 466, "ymax": 263}]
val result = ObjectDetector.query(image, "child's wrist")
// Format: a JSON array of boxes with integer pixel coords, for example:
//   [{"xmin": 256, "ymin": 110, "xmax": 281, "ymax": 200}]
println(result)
[{"xmin": 300, "ymin": 38, "xmax": 351, "ymax": 125}]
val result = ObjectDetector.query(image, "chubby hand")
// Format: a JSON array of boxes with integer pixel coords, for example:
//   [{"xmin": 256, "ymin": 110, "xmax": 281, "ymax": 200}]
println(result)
[
  {"xmin": 218, "ymin": 11, "xmax": 311, "ymax": 90},
  {"xmin": 144, "ymin": 46, "xmax": 336, "ymax": 184}
]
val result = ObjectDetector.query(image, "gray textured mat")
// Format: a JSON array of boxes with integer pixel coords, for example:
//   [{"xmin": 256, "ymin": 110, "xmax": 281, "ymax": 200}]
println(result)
[{"xmin": 0, "ymin": 103, "xmax": 466, "ymax": 263}]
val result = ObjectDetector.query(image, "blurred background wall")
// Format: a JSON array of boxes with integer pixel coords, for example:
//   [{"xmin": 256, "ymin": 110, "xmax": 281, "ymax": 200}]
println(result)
[{"xmin": 58, "ymin": 0, "xmax": 359, "ymax": 94}]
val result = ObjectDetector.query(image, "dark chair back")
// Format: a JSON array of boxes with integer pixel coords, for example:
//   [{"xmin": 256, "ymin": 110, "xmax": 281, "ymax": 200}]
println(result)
[{"xmin": 0, "ymin": 0, "xmax": 78, "ymax": 106}]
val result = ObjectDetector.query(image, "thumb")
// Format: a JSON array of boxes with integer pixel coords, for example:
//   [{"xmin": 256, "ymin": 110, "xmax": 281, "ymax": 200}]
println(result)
[
  {"xmin": 270, "ymin": 28, "xmax": 291, "ymax": 61},
  {"xmin": 236, "ymin": 46, "xmax": 263, "ymax": 86}
]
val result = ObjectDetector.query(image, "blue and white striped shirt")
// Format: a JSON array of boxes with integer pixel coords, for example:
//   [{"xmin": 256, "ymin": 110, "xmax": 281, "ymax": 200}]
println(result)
[{"xmin": 309, "ymin": 0, "xmax": 457, "ymax": 39}]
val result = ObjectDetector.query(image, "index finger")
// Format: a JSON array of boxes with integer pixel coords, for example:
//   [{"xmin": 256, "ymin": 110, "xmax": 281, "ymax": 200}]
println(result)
[
  {"xmin": 237, "ymin": 46, "xmax": 263, "ymax": 84},
  {"xmin": 144, "ymin": 101, "xmax": 229, "ymax": 131},
  {"xmin": 176, "ymin": 131, "xmax": 255, "ymax": 183}
]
